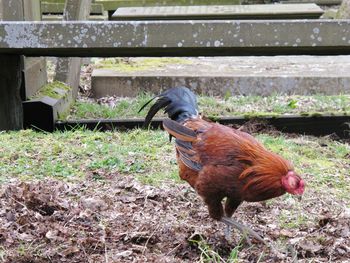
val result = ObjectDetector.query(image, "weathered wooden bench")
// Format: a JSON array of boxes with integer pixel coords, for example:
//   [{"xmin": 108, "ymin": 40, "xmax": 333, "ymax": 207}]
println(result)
[
  {"xmin": 0, "ymin": 20, "xmax": 350, "ymax": 131},
  {"xmin": 111, "ymin": 4, "xmax": 324, "ymax": 20}
]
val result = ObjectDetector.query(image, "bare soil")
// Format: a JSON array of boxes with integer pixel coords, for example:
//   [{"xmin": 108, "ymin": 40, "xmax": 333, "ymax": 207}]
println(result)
[{"xmin": 1, "ymin": 174, "xmax": 349, "ymax": 262}]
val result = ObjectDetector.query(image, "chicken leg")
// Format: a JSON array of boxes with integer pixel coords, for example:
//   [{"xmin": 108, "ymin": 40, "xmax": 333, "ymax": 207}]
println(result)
[{"xmin": 220, "ymin": 216, "xmax": 267, "ymax": 246}]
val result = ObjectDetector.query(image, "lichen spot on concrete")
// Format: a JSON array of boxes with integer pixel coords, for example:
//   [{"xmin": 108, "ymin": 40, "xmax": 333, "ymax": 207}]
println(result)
[
  {"xmin": 296, "ymin": 38, "xmax": 301, "ymax": 43},
  {"xmin": 313, "ymin": 28, "xmax": 320, "ymax": 34},
  {"xmin": 310, "ymin": 35, "xmax": 315, "ymax": 40},
  {"xmin": 206, "ymin": 41, "xmax": 210, "ymax": 47},
  {"xmin": 4, "ymin": 24, "xmax": 46, "ymax": 48},
  {"xmin": 317, "ymin": 37, "xmax": 322, "ymax": 42},
  {"xmin": 214, "ymin": 40, "xmax": 221, "ymax": 47},
  {"xmin": 177, "ymin": 42, "xmax": 183, "ymax": 47}
]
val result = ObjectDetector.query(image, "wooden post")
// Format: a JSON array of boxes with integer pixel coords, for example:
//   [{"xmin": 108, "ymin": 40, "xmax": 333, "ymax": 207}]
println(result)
[
  {"xmin": 55, "ymin": 0, "xmax": 92, "ymax": 98},
  {"xmin": 0, "ymin": 55, "xmax": 23, "ymax": 130},
  {"xmin": 0, "ymin": 0, "xmax": 24, "ymax": 130}
]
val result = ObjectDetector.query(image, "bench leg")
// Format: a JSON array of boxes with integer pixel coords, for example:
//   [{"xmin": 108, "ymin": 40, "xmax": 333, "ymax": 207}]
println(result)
[{"xmin": 0, "ymin": 55, "xmax": 23, "ymax": 130}]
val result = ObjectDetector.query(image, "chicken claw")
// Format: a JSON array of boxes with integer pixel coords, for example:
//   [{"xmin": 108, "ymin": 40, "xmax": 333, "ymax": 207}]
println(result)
[{"xmin": 220, "ymin": 216, "xmax": 267, "ymax": 246}]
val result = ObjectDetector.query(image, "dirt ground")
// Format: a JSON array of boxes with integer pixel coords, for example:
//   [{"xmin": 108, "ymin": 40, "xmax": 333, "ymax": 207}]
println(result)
[{"xmin": 1, "ymin": 173, "xmax": 349, "ymax": 263}]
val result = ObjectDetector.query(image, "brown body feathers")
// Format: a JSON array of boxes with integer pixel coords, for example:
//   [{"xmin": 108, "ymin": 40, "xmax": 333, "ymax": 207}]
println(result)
[{"xmin": 142, "ymin": 87, "xmax": 303, "ymax": 221}]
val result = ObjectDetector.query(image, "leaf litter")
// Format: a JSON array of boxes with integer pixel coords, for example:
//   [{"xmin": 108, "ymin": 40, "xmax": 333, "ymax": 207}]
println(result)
[{"xmin": 0, "ymin": 174, "xmax": 349, "ymax": 262}]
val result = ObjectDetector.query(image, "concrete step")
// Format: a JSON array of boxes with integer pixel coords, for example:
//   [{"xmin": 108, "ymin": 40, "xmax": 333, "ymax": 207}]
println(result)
[
  {"xmin": 111, "ymin": 4, "xmax": 324, "ymax": 20},
  {"xmin": 91, "ymin": 56, "xmax": 350, "ymax": 97}
]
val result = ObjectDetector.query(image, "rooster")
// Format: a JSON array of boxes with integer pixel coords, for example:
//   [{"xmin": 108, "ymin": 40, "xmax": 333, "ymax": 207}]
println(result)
[{"xmin": 139, "ymin": 87, "xmax": 305, "ymax": 244}]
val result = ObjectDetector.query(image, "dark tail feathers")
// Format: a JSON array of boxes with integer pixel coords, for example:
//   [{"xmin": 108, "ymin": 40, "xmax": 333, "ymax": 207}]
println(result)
[{"xmin": 139, "ymin": 87, "xmax": 198, "ymax": 127}]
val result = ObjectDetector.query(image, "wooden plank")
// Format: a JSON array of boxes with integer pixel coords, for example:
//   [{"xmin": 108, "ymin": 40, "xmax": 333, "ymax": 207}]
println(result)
[
  {"xmin": 54, "ymin": 115, "xmax": 350, "ymax": 138},
  {"xmin": 0, "ymin": 20, "xmax": 349, "ymax": 56},
  {"xmin": 0, "ymin": 0, "xmax": 24, "ymax": 130},
  {"xmin": 112, "ymin": 4, "xmax": 324, "ymax": 20},
  {"xmin": 0, "ymin": 55, "xmax": 23, "ymax": 130},
  {"xmin": 54, "ymin": 0, "xmax": 92, "ymax": 98},
  {"xmin": 96, "ymin": 0, "xmax": 241, "ymax": 11}
]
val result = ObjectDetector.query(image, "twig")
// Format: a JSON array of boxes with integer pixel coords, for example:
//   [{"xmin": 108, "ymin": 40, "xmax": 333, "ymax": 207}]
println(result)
[
  {"xmin": 142, "ymin": 224, "xmax": 160, "ymax": 255},
  {"xmin": 165, "ymin": 243, "xmax": 181, "ymax": 257}
]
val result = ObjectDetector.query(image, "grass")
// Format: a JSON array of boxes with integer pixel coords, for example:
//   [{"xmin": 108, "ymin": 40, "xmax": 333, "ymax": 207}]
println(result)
[
  {"xmin": 0, "ymin": 129, "xmax": 177, "ymax": 185},
  {"xmin": 0, "ymin": 128, "xmax": 349, "ymax": 260},
  {"xmin": 93, "ymin": 57, "xmax": 192, "ymax": 72},
  {"xmin": 190, "ymin": 236, "xmax": 243, "ymax": 263},
  {"xmin": 0, "ymin": 129, "xmax": 348, "ymax": 199},
  {"xmin": 64, "ymin": 93, "xmax": 350, "ymax": 120}
]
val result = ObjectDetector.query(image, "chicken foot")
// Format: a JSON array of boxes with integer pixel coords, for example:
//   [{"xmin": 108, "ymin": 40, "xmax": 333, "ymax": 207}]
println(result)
[{"xmin": 220, "ymin": 216, "xmax": 267, "ymax": 246}]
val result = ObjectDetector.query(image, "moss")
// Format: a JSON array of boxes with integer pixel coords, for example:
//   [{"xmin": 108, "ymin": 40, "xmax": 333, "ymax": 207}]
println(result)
[
  {"xmin": 31, "ymin": 81, "xmax": 71, "ymax": 100},
  {"xmin": 57, "ymin": 106, "xmax": 73, "ymax": 121},
  {"xmin": 95, "ymin": 58, "xmax": 193, "ymax": 72},
  {"xmin": 322, "ymin": 9, "xmax": 338, "ymax": 19},
  {"xmin": 243, "ymin": 112, "xmax": 281, "ymax": 119},
  {"xmin": 336, "ymin": 0, "xmax": 350, "ymax": 19},
  {"xmin": 310, "ymin": 112, "xmax": 323, "ymax": 117},
  {"xmin": 206, "ymin": 115, "xmax": 220, "ymax": 122}
]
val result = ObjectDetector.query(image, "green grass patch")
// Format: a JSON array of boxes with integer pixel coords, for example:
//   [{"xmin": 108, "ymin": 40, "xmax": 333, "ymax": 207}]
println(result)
[
  {"xmin": 0, "ymin": 130, "xmax": 348, "ymax": 202},
  {"xmin": 65, "ymin": 93, "xmax": 350, "ymax": 120},
  {"xmin": 0, "ymin": 129, "xmax": 178, "ymax": 185},
  {"xmin": 93, "ymin": 57, "xmax": 192, "ymax": 72}
]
